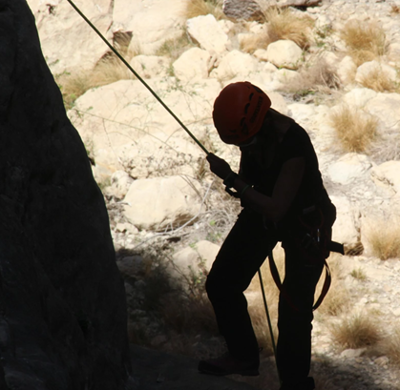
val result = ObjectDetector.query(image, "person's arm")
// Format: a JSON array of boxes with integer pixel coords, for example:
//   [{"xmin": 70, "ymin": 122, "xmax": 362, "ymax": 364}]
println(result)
[{"xmin": 207, "ymin": 153, "xmax": 305, "ymax": 222}]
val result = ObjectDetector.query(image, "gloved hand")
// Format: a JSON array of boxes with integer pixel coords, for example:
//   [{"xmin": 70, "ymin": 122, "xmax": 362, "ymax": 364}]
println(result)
[{"xmin": 206, "ymin": 153, "xmax": 233, "ymax": 180}]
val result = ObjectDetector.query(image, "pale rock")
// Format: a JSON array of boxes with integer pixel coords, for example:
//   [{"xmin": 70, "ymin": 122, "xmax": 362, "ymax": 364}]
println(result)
[
  {"xmin": 187, "ymin": 14, "xmax": 229, "ymax": 54},
  {"xmin": 129, "ymin": 55, "xmax": 170, "ymax": 79},
  {"xmin": 275, "ymin": 68, "xmax": 298, "ymax": 85},
  {"xmin": 106, "ymin": 170, "xmax": 134, "ymax": 199},
  {"xmin": 315, "ymin": 14, "xmax": 332, "ymax": 30},
  {"xmin": 364, "ymin": 93, "xmax": 400, "ymax": 130},
  {"xmin": 370, "ymin": 161, "xmax": 400, "ymax": 196},
  {"xmin": 193, "ymin": 240, "xmax": 221, "ymax": 271},
  {"xmin": 337, "ymin": 55, "xmax": 357, "ymax": 85},
  {"xmin": 30, "ymin": 0, "xmax": 112, "ymax": 73},
  {"xmin": 327, "ymin": 154, "xmax": 372, "ymax": 185},
  {"xmin": 210, "ymin": 50, "xmax": 260, "ymax": 81},
  {"xmin": 388, "ymin": 42, "xmax": 400, "ymax": 60},
  {"xmin": 173, "ymin": 48, "xmax": 211, "ymax": 82},
  {"xmin": 265, "ymin": 40, "xmax": 303, "ymax": 70},
  {"xmin": 355, "ymin": 60, "xmax": 398, "ymax": 85},
  {"xmin": 218, "ymin": 19, "xmax": 235, "ymax": 35},
  {"xmin": 70, "ymin": 78, "xmax": 220, "ymax": 178},
  {"xmin": 253, "ymin": 49, "xmax": 270, "ymax": 62},
  {"xmin": 287, "ymin": 103, "xmax": 317, "ymax": 126},
  {"xmin": 170, "ymin": 247, "xmax": 201, "ymax": 280},
  {"xmin": 340, "ymin": 348, "xmax": 366, "ymax": 359},
  {"xmin": 123, "ymin": 176, "xmax": 203, "ymax": 231},
  {"xmin": 342, "ymin": 88, "xmax": 377, "ymax": 108},
  {"xmin": 330, "ymin": 195, "xmax": 360, "ymax": 245},
  {"xmin": 268, "ymin": 92, "xmax": 289, "ymax": 116},
  {"xmin": 114, "ymin": 0, "xmax": 187, "ymax": 55},
  {"xmin": 115, "ymin": 222, "xmax": 139, "ymax": 235}
]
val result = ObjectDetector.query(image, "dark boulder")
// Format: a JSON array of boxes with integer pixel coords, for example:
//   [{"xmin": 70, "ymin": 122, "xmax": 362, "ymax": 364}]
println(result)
[
  {"xmin": 222, "ymin": 0, "xmax": 322, "ymax": 21},
  {"xmin": 0, "ymin": 1, "xmax": 131, "ymax": 389}
]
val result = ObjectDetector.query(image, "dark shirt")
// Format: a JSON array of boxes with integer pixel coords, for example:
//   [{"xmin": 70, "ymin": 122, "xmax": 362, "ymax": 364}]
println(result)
[{"xmin": 239, "ymin": 121, "xmax": 325, "ymax": 221}]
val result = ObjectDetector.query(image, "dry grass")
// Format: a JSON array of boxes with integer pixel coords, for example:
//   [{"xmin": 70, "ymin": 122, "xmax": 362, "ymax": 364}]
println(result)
[
  {"xmin": 365, "ymin": 218, "xmax": 400, "ymax": 260},
  {"xmin": 340, "ymin": 20, "xmax": 388, "ymax": 66},
  {"xmin": 317, "ymin": 255, "xmax": 350, "ymax": 317},
  {"xmin": 287, "ymin": 58, "xmax": 340, "ymax": 99},
  {"xmin": 263, "ymin": 7, "xmax": 314, "ymax": 50},
  {"xmin": 358, "ymin": 66, "xmax": 399, "ymax": 92},
  {"xmin": 184, "ymin": 0, "xmax": 225, "ymax": 20},
  {"xmin": 57, "ymin": 57, "xmax": 135, "ymax": 109},
  {"xmin": 329, "ymin": 105, "xmax": 378, "ymax": 153},
  {"xmin": 330, "ymin": 312, "xmax": 381, "ymax": 349}
]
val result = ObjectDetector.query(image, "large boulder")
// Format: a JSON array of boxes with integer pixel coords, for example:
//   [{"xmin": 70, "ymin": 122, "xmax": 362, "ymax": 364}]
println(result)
[
  {"xmin": 123, "ymin": 176, "xmax": 204, "ymax": 231},
  {"xmin": 69, "ymin": 78, "xmax": 219, "ymax": 181},
  {"xmin": 265, "ymin": 40, "xmax": 303, "ymax": 70},
  {"xmin": 0, "ymin": 1, "xmax": 131, "ymax": 389},
  {"xmin": 187, "ymin": 14, "xmax": 229, "ymax": 55},
  {"xmin": 27, "ymin": 0, "xmax": 112, "ymax": 74}
]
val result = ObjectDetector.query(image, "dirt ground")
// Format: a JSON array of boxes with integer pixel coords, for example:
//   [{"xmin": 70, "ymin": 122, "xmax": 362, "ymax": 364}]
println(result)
[{"xmin": 130, "ymin": 344, "xmax": 261, "ymax": 390}]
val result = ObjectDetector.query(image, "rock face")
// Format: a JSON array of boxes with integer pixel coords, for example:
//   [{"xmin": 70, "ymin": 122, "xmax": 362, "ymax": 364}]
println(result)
[{"xmin": 0, "ymin": 1, "xmax": 131, "ymax": 389}]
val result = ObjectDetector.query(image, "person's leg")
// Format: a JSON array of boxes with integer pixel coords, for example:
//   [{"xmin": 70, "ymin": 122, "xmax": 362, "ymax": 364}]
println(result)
[
  {"xmin": 201, "ymin": 210, "xmax": 277, "ymax": 371},
  {"xmin": 276, "ymin": 241, "xmax": 324, "ymax": 390}
]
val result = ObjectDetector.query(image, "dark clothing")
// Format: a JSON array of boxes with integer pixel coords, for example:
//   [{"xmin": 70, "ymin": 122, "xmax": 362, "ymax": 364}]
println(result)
[
  {"xmin": 206, "ymin": 121, "xmax": 334, "ymax": 389},
  {"xmin": 240, "ymin": 122, "xmax": 325, "ymax": 224}
]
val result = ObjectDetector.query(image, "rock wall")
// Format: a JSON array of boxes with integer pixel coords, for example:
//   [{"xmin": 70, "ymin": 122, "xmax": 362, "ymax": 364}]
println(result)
[{"xmin": 0, "ymin": 1, "xmax": 131, "ymax": 389}]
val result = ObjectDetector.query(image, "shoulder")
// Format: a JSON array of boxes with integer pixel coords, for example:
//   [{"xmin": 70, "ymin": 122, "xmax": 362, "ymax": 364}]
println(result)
[{"xmin": 280, "ymin": 122, "xmax": 311, "ymax": 159}]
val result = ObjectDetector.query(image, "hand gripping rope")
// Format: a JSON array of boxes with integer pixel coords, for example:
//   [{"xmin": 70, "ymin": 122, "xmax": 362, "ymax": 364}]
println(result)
[{"xmin": 66, "ymin": 0, "xmax": 279, "ymax": 380}]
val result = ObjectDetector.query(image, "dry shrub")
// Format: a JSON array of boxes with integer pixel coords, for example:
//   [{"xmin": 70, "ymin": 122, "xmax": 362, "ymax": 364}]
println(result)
[
  {"xmin": 317, "ymin": 254, "xmax": 350, "ymax": 317},
  {"xmin": 57, "ymin": 57, "xmax": 135, "ymax": 109},
  {"xmin": 240, "ymin": 30, "xmax": 270, "ymax": 53},
  {"xmin": 329, "ymin": 105, "xmax": 378, "ymax": 153},
  {"xmin": 155, "ymin": 32, "xmax": 195, "ymax": 61},
  {"xmin": 263, "ymin": 7, "xmax": 314, "ymax": 50},
  {"xmin": 340, "ymin": 20, "xmax": 387, "ymax": 66},
  {"xmin": 287, "ymin": 58, "xmax": 340, "ymax": 98},
  {"xmin": 365, "ymin": 217, "xmax": 400, "ymax": 260},
  {"xmin": 359, "ymin": 67, "xmax": 399, "ymax": 93},
  {"xmin": 330, "ymin": 312, "xmax": 381, "ymax": 349},
  {"xmin": 184, "ymin": 0, "xmax": 225, "ymax": 20}
]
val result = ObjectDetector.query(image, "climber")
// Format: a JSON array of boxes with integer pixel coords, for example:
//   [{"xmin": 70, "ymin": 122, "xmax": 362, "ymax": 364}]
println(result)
[{"xmin": 198, "ymin": 82, "xmax": 337, "ymax": 390}]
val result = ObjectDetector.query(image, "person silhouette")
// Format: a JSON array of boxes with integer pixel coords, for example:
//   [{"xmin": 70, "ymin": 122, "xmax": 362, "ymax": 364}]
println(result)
[{"xmin": 198, "ymin": 82, "xmax": 336, "ymax": 390}]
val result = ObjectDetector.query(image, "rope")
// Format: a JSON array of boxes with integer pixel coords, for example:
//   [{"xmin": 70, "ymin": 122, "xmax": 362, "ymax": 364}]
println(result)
[
  {"xmin": 65, "ymin": 0, "xmax": 209, "ymax": 155},
  {"xmin": 258, "ymin": 267, "xmax": 281, "ymax": 384}
]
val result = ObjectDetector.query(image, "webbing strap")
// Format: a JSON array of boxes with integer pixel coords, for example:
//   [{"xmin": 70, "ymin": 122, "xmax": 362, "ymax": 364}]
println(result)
[{"xmin": 268, "ymin": 251, "xmax": 331, "ymax": 312}]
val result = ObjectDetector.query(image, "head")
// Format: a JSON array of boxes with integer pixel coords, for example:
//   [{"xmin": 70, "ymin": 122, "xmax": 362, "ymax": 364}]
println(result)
[{"xmin": 212, "ymin": 82, "xmax": 271, "ymax": 146}]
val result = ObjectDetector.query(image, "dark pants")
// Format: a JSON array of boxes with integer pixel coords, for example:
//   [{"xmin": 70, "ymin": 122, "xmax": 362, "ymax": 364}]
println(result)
[{"xmin": 206, "ymin": 209, "xmax": 323, "ymax": 387}]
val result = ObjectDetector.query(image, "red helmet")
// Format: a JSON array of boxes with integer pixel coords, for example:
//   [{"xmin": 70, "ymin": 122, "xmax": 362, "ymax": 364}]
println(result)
[{"xmin": 212, "ymin": 82, "xmax": 271, "ymax": 145}]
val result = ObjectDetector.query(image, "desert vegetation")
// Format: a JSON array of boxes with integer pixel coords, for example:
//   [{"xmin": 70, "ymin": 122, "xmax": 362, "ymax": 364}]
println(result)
[
  {"xmin": 340, "ymin": 20, "xmax": 388, "ymax": 66},
  {"xmin": 329, "ymin": 105, "xmax": 378, "ymax": 153}
]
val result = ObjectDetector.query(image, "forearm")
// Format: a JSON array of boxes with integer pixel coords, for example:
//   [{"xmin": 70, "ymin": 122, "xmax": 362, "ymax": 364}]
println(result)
[{"xmin": 230, "ymin": 175, "xmax": 283, "ymax": 222}]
